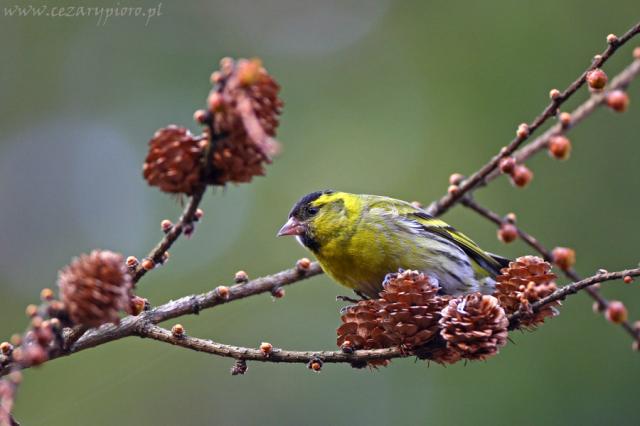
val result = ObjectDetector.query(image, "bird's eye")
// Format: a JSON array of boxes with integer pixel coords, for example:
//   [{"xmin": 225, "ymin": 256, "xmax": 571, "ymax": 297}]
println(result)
[{"xmin": 307, "ymin": 206, "xmax": 319, "ymax": 216}]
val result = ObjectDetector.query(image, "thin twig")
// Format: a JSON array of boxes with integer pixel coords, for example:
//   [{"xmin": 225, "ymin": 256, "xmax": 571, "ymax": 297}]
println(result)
[
  {"xmin": 427, "ymin": 21, "xmax": 640, "ymax": 217},
  {"xmin": 485, "ymin": 57, "xmax": 640, "ymax": 182},
  {"xmin": 139, "ymin": 324, "xmax": 404, "ymax": 364},
  {"xmin": 510, "ymin": 268, "xmax": 640, "ymax": 324},
  {"xmin": 132, "ymin": 186, "xmax": 206, "ymax": 283}
]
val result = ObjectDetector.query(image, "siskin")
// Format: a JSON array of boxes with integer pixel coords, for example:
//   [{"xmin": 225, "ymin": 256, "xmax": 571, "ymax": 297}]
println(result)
[{"xmin": 278, "ymin": 190, "xmax": 510, "ymax": 298}]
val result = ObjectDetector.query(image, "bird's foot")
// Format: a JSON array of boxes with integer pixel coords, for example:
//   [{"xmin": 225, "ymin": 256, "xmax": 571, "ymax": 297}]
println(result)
[
  {"xmin": 354, "ymin": 290, "xmax": 370, "ymax": 301},
  {"xmin": 336, "ymin": 295, "xmax": 360, "ymax": 304}
]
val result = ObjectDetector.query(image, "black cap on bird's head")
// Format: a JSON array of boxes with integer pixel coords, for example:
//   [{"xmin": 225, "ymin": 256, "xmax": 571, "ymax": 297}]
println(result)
[{"xmin": 277, "ymin": 190, "xmax": 335, "ymax": 251}]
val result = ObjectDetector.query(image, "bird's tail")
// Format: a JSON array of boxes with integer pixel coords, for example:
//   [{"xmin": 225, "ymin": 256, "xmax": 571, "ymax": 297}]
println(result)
[{"xmin": 487, "ymin": 252, "xmax": 511, "ymax": 272}]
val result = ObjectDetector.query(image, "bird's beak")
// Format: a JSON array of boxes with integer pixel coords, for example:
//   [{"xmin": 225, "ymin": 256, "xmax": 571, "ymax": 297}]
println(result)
[{"xmin": 277, "ymin": 217, "xmax": 305, "ymax": 237}]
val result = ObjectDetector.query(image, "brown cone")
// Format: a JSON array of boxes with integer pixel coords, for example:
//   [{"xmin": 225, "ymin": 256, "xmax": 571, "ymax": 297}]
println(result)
[
  {"xmin": 336, "ymin": 299, "xmax": 393, "ymax": 367},
  {"xmin": 378, "ymin": 270, "xmax": 449, "ymax": 349},
  {"xmin": 337, "ymin": 299, "xmax": 395, "ymax": 350},
  {"xmin": 207, "ymin": 57, "xmax": 283, "ymax": 185},
  {"xmin": 58, "ymin": 250, "xmax": 133, "ymax": 327},
  {"xmin": 439, "ymin": 293, "xmax": 508, "ymax": 361},
  {"xmin": 143, "ymin": 126, "xmax": 205, "ymax": 195},
  {"xmin": 495, "ymin": 255, "xmax": 559, "ymax": 328}
]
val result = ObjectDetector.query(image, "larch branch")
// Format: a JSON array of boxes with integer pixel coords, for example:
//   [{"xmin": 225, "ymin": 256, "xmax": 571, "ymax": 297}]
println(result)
[{"xmin": 426, "ymin": 21, "xmax": 640, "ymax": 217}]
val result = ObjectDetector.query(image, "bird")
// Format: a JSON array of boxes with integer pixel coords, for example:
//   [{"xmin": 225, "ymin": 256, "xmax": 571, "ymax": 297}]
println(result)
[{"xmin": 277, "ymin": 190, "xmax": 510, "ymax": 299}]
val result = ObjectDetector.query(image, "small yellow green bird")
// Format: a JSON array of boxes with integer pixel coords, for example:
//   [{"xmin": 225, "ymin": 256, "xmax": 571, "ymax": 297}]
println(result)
[{"xmin": 278, "ymin": 190, "xmax": 510, "ymax": 298}]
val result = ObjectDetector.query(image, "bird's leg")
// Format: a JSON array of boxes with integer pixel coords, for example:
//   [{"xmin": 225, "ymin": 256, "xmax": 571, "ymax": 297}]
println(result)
[{"xmin": 336, "ymin": 295, "xmax": 360, "ymax": 304}]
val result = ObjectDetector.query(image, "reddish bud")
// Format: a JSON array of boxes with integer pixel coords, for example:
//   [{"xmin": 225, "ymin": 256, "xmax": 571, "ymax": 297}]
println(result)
[
  {"xmin": 126, "ymin": 256, "xmax": 139, "ymax": 268},
  {"xmin": 340, "ymin": 341, "xmax": 354, "ymax": 354},
  {"xmin": 24, "ymin": 345, "xmax": 48, "ymax": 366},
  {"xmin": 549, "ymin": 89, "xmax": 561, "ymax": 100},
  {"xmin": 447, "ymin": 185, "xmax": 460, "ymax": 195},
  {"xmin": 271, "ymin": 287, "xmax": 285, "ymax": 299},
  {"xmin": 10, "ymin": 334, "xmax": 22, "ymax": 346},
  {"xmin": 552, "ymin": 247, "xmax": 576, "ymax": 271},
  {"xmin": 308, "ymin": 360, "xmax": 323, "ymax": 372},
  {"xmin": 215, "ymin": 286, "xmax": 230, "ymax": 300},
  {"xmin": 505, "ymin": 212, "xmax": 517, "ymax": 223},
  {"xmin": 31, "ymin": 316, "xmax": 43, "ymax": 329},
  {"xmin": 516, "ymin": 123, "xmax": 529, "ymax": 138},
  {"xmin": 606, "ymin": 34, "xmax": 618, "ymax": 44},
  {"xmin": 497, "ymin": 223, "xmax": 518, "ymax": 243},
  {"xmin": 296, "ymin": 257, "xmax": 311, "ymax": 271},
  {"xmin": 260, "ymin": 342, "xmax": 273, "ymax": 355},
  {"xmin": 587, "ymin": 69, "xmax": 608, "ymax": 90},
  {"xmin": 237, "ymin": 58, "xmax": 262, "ymax": 86},
  {"xmin": 559, "ymin": 112, "xmax": 572, "ymax": 127},
  {"xmin": 634, "ymin": 47, "xmax": 640, "ymax": 60},
  {"xmin": 194, "ymin": 208, "xmax": 204, "ymax": 221},
  {"xmin": 171, "ymin": 324, "xmax": 185, "ymax": 337},
  {"xmin": 0, "ymin": 342, "xmax": 12, "ymax": 354},
  {"xmin": 210, "ymin": 71, "xmax": 222, "ymax": 84},
  {"xmin": 40, "ymin": 288, "xmax": 54, "ymax": 302},
  {"xmin": 234, "ymin": 270, "xmax": 249, "ymax": 283},
  {"xmin": 623, "ymin": 275, "xmax": 634, "ymax": 284},
  {"xmin": 141, "ymin": 258, "xmax": 155, "ymax": 271},
  {"xmin": 34, "ymin": 324, "xmax": 53, "ymax": 346},
  {"xmin": 605, "ymin": 301, "xmax": 627, "ymax": 324},
  {"xmin": 499, "ymin": 157, "xmax": 516, "ymax": 174},
  {"xmin": 207, "ymin": 92, "xmax": 224, "ymax": 112},
  {"xmin": 193, "ymin": 109, "xmax": 208, "ymax": 124},
  {"xmin": 161, "ymin": 219, "xmax": 173, "ymax": 233},
  {"xmin": 606, "ymin": 90, "xmax": 629, "ymax": 112},
  {"xmin": 548, "ymin": 135, "xmax": 572, "ymax": 160},
  {"xmin": 25, "ymin": 304, "xmax": 38, "ymax": 318},
  {"xmin": 130, "ymin": 296, "xmax": 147, "ymax": 316},
  {"xmin": 448, "ymin": 173, "xmax": 464, "ymax": 186},
  {"xmin": 510, "ymin": 165, "xmax": 533, "ymax": 187},
  {"xmin": 11, "ymin": 347, "xmax": 23, "ymax": 363}
]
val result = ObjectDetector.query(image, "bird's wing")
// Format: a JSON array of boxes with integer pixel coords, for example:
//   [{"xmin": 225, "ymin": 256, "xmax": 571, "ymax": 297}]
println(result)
[
  {"xmin": 369, "ymin": 197, "xmax": 505, "ymax": 276},
  {"xmin": 409, "ymin": 210, "xmax": 505, "ymax": 276},
  {"xmin": 366, "ymin": 196, "xmax": 508, "ymax": 276}
]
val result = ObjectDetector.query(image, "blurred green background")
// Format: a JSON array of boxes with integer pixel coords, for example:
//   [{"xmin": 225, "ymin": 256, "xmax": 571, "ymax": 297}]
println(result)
[{"xmin": 1, "ymin": 1, "xmax": 639, "ymax": 425}]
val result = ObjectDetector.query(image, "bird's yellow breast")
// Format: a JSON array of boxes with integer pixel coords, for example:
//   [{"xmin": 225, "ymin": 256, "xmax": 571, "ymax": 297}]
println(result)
[{"xmin": 315, "ymin": 218, "xmax": 409, "ymax": 297}]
